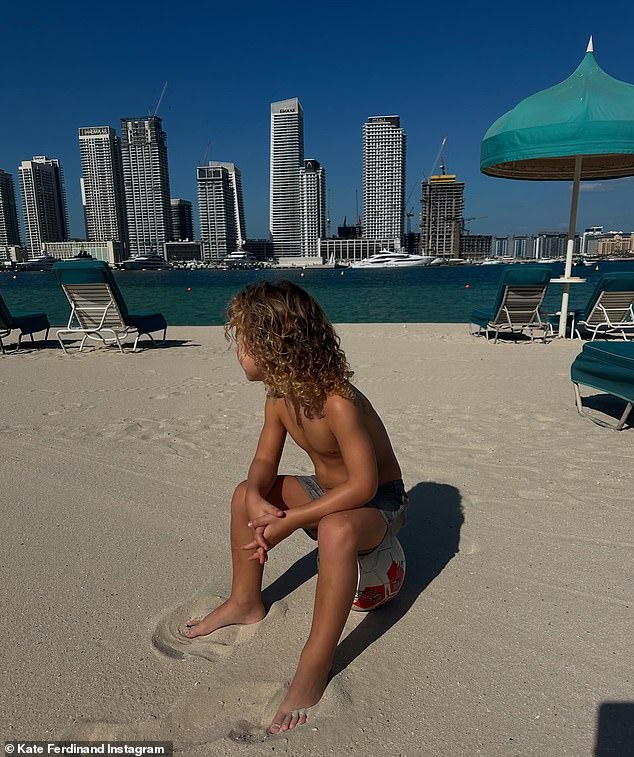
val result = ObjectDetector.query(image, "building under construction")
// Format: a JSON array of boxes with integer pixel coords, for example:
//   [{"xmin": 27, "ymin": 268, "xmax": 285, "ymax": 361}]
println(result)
[{"xmin": 419, "ymin": 173, "xmax": 464, "ymax": 258}]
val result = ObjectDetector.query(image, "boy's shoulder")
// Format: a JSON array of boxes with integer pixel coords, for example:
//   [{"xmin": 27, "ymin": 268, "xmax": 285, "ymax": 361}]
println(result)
[{"xmin": 322, "ymin": 388, "xmax": 364, "ymax": 421}]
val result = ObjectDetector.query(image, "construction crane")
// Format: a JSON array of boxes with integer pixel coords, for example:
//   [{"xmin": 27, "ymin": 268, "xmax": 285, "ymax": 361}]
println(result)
[
  {"xmin": 429, "ymin": 136, "xmax": 448, "ymax": 178},
  {"xmin": 199, "ymin": 140, "xmax": 211, "ymax": 167},
  {"xmin": 462, "ymin": 216, "xmax": 487, "ymax": 235},
  {"xmin": 150, "ymin": 81, "xmax": 168, "ymax": 117},
  {"xmin": 404, "ymin": 136, "xmax": 449, "ymax": 231},
  {"xmin": 406, "ymin": 207, "xmax": 415, "ymax": 234}
]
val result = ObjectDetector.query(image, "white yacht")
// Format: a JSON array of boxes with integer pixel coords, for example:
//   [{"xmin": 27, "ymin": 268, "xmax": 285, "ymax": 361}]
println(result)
[
  {"xmin": 15, "ymin": 254, "xmax": 60, "ymax": 271},
  {"xmin": 221, "ymin": 249, "xmax": 260, "ymax": 269},
  {"xmin": 349, "ymin": 251, "xmax": 433, "ymax": 269},
  {"xmin": 119, "ymin": 254, "xmax": 172, "ymax": 270}
]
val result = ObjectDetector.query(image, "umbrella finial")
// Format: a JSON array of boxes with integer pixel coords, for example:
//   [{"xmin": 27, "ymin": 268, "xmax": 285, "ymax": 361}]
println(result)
[{"xmin": 586, "ymin": 35, "xmax": 594, "ymax": 53}]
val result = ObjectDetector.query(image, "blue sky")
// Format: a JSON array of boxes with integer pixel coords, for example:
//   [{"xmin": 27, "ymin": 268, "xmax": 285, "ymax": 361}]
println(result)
[{"xmin": 3, "ymin": 0, "xmax": 634, "ymax": 241}]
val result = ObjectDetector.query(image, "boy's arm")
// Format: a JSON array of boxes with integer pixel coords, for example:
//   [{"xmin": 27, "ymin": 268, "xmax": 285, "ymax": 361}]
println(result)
[
  {"xmin": 245, "ymin": 398, "xmax": 287, "ymax": 513},
  {"xmin": 278, "ymin": 395, "xmax": 379, "ymax": 530}
]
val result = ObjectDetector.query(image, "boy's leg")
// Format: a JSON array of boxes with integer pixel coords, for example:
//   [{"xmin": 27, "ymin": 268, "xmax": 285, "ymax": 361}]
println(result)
[
  {"xmin": 269, "ymin": 507, "xmax": 387, "ymax": 733},
  {"xmin": 185, "ymin": 476, "xmax": 309, "ymax": 638}
]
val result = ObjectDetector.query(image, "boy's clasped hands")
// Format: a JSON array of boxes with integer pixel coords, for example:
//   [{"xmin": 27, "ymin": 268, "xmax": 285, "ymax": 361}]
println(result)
[{"xmin": 243, "ymin": 493, "xmax": 294, "ymax": 565}]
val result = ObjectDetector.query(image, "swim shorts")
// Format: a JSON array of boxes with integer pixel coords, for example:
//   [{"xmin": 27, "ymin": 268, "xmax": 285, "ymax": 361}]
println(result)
[{"xmin": 295, "ymin": 476, "xmax": 409, "ymax": 541}]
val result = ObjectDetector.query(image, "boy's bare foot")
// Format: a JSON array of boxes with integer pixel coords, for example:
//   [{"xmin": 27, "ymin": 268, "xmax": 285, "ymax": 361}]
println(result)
[
  {"xmin": 183, "ymin": 599, "xmax": 265, "ymax": 639},
  {"xmin": 269, "ymin": 661, "xmax": 329, "ymax": 734}
]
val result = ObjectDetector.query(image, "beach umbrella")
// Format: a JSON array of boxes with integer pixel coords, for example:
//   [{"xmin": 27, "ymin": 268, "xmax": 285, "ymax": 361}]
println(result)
[{"xmin": 480, "ymin": 38, "xmax": 634, "ymax": 337}]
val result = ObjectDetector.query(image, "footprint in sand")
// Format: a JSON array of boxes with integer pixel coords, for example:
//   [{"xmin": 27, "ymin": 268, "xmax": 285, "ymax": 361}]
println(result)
[
  {"xmin": 172, "ymin": 677, "xmax": 351, "ymax": 743},
  {"xmin": 64, "ymin": 677, "xmax": 351, "ymax": 746},
  {"xmin": 458, "ymin": 536, "xmax": 480, "ymax": 555},
  {"xmin": 516, "ymin": 488, "xmax": 551, "ymax": 501},
  {"xmin": 151, "ymin": 594, "xmax": 288, "ymax": 661},
  {"xmin": 62, "ymin": 721, "xmax": 149, "ymax": 741}
]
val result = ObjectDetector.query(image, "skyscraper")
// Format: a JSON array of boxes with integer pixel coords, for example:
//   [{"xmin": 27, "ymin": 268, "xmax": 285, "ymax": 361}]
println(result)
[
  {"xmin": 120, "ymin": 116, "xmax": 172, "ymax": 257},
  {"xmin": 79, "ymin": 126, "xmax": 127, "ymax": 246},
  {"xmin": 0, "ymin": 169, "xmax": 21, "ymax": 246},
  {"xmin": 299, "ymin": 159, "xmax": 326, "ymax": 258},
  {"xmin": 270, "ymin": 98, "xmax": 304, "ymax": 258},
  {"xmin": 18, "ymin": 156, "xmax": 69, "ymax": 255},
  {"xmin": 197, "ymin": 162, "xmax": 246, "ymax": 260},
  {"xmin": 419, "ymin": 173, "xmax": 464, "ymax": 258},
  {"xmin": 362, "ymin": 116, "xmax": 406, "ymax": 240},
  {"xmin": 170, "ymin": 199, "xmax": 194, "ymax": 241}
]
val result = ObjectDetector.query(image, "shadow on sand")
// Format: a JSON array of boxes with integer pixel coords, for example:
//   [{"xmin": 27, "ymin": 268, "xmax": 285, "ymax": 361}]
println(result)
[
  {"xmin": 261, "ymin": 481, "xmax": 464, "ymax": 677},
  {"xmin": 594, "ymin": 701, "xmax": 634, "ymax": 757},
  {"xmin": 1, "ymin": 336, "xmax": 197, "ymax": 354},
  {"xmin": 578, "ymin": 392, "xmax": 633, "ymax": 429}
]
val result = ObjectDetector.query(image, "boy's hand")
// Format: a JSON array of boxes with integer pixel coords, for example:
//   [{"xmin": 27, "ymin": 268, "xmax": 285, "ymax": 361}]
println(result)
[
  {"xmin": 247, "ymin": 511, "xmax": 284, "ymax": 530},
  {"xmin": 245, "ymin": 493, "xmax": 285, "ymax": 525},
  {"xmin": 241, "ymin": 514, "xmax": 297, "ymax": 564}
]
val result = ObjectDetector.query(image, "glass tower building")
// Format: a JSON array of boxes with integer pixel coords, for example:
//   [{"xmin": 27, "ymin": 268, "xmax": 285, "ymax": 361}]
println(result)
[
  {"xmin": 120, "ymin": 116, "xmax": 172, "ymax": 257},
  {"xmin": 362, "ymin": 116, "xmax": 406, "ymax": 240},
  {"xmin": 79, "ymin": 126, "xmax": 128, "ymax": 248},
  {"xmin": 270, "ymin": 98, "xmax": 304, "ymax": 258},
  {"xmin": 197, "ymin": 162, "xmax": 246, "ymax": 260},
  {"xmin": 0, "ymin": 169, "xmax": 21, "ymax": 246},
  {"xmin": 18, "ymin": 156, "xmax": 69, "ymax": 255}
]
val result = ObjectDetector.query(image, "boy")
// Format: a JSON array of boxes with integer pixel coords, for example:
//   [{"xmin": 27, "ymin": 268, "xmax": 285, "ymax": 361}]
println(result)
[{"xmin": 184, "ymin": 280, "xmax": 408, "ymax": 734}]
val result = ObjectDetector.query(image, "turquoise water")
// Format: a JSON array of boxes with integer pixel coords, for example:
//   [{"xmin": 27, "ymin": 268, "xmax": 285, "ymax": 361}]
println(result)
[{"xmin": 1, "ymin": 261, "xmax": 633, "ymax": 326}]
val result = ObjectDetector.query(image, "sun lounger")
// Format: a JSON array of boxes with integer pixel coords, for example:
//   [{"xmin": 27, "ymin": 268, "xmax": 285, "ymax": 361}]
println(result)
[
  {"xmin": 564, "ymin": 273, "xmax": 634, "ymax": 341},
  {"xmin": 470, "ymin": 265, "xmax": 552, "ymax": 342},
  {"xmin": 53, "ymin": 259, "xmax": 167, "ymax": 353},
  {"xmin": 0, "ymin": 291, "xmax": 50, "ymax": 354},
  {"xmin": 570, "ymin": 341, "xmax": 634, "ymax": 430}
]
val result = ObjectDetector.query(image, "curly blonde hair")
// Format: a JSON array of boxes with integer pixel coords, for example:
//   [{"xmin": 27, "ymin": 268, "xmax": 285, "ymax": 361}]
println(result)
[{"xmin": 226, "ymin": 280, "xmax": 354, "ymax": 418}]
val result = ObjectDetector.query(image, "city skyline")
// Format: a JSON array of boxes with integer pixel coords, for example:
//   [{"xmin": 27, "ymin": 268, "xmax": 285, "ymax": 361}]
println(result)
[{"xmin": 1, "ymin": 2, "xmax": 633, "ymax": 244}]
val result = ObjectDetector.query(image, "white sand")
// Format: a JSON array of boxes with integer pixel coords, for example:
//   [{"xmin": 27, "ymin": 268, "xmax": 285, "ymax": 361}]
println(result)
[{"xmin": 1, "ymin": 325, "xmax": 631, "ymax": 756}]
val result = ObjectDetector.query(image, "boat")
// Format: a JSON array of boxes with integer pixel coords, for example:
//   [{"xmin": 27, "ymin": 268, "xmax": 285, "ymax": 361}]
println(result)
[
  {"xmin": 427, "ymin": 256, "xmax": 473, "ymax": 266},
  {"xmin": 480, "ymin": 258, "xmax": 504, "ymax": 265},
  {"xmin": 220, "ymin": 249, "xmax": 260, "ymax": 270},
  {"xmin": 349, "ymin": 251, "xmax": 433, "ymax": 269},
  {"xmin": 14, "ymin": 254, "xmax": 60, "ymax": 271},
  {"xmin": 118, "ymin": 254, "xmax": 172, "ymax": 270}
]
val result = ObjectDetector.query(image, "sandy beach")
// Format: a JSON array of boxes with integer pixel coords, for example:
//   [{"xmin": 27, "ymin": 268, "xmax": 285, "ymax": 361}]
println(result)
[{"xmin": 1, "ymin": 324, "xmax": 632, "ymax": 756}]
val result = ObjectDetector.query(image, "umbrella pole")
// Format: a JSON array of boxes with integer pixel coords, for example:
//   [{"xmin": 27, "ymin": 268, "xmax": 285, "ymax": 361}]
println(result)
[{"xmin": 558, "ymin": 155, "xmax": 583, "ymax": 337}]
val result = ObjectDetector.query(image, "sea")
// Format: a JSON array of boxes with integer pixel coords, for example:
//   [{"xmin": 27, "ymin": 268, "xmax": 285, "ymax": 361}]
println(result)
[{"xmin": 2, "ymin": 260, "xmax": 634, "ymax": 326}]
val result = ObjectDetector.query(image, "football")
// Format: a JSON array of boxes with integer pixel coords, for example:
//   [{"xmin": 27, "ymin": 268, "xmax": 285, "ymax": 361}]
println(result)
[{"xmin": 352, "ymin": 530, "xmax": 406, "ymax": 611}]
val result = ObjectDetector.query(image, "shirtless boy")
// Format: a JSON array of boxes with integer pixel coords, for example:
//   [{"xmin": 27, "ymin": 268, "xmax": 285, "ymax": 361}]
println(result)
[{"xmin": 184, "ymin": 280, "xmax": 408, "ymax": 734}]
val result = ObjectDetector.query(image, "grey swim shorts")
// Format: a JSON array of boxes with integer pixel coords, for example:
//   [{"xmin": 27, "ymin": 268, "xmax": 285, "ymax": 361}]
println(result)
[{"xmin": 296, "ymin": 476, "xmax": 409, "ymax": 541}]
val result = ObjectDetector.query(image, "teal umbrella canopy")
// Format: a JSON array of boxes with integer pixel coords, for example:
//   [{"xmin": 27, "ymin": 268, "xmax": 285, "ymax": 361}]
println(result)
[{"xmin": 481, "ymin": 42, "xmax": 634, "ymax": 180}]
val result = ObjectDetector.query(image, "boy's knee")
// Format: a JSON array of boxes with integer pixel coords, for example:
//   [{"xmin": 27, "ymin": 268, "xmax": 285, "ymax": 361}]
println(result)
[
  {"xmin": 317, "ymin": 512, "xmax": 357, "ymax": 553},
  {"xmin": 231, "ymin": 480, "xmax": 248, "ymax": 510}
]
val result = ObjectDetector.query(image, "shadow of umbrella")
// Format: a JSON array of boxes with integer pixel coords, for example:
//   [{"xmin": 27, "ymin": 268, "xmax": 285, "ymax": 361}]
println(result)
[
  {"xmin": 594, "ymin": 701, "xmax": 634, "ymax": 757},
  {"xmin": 481, "ymin": 37, "xmax": 634, "ymax": 338}
]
